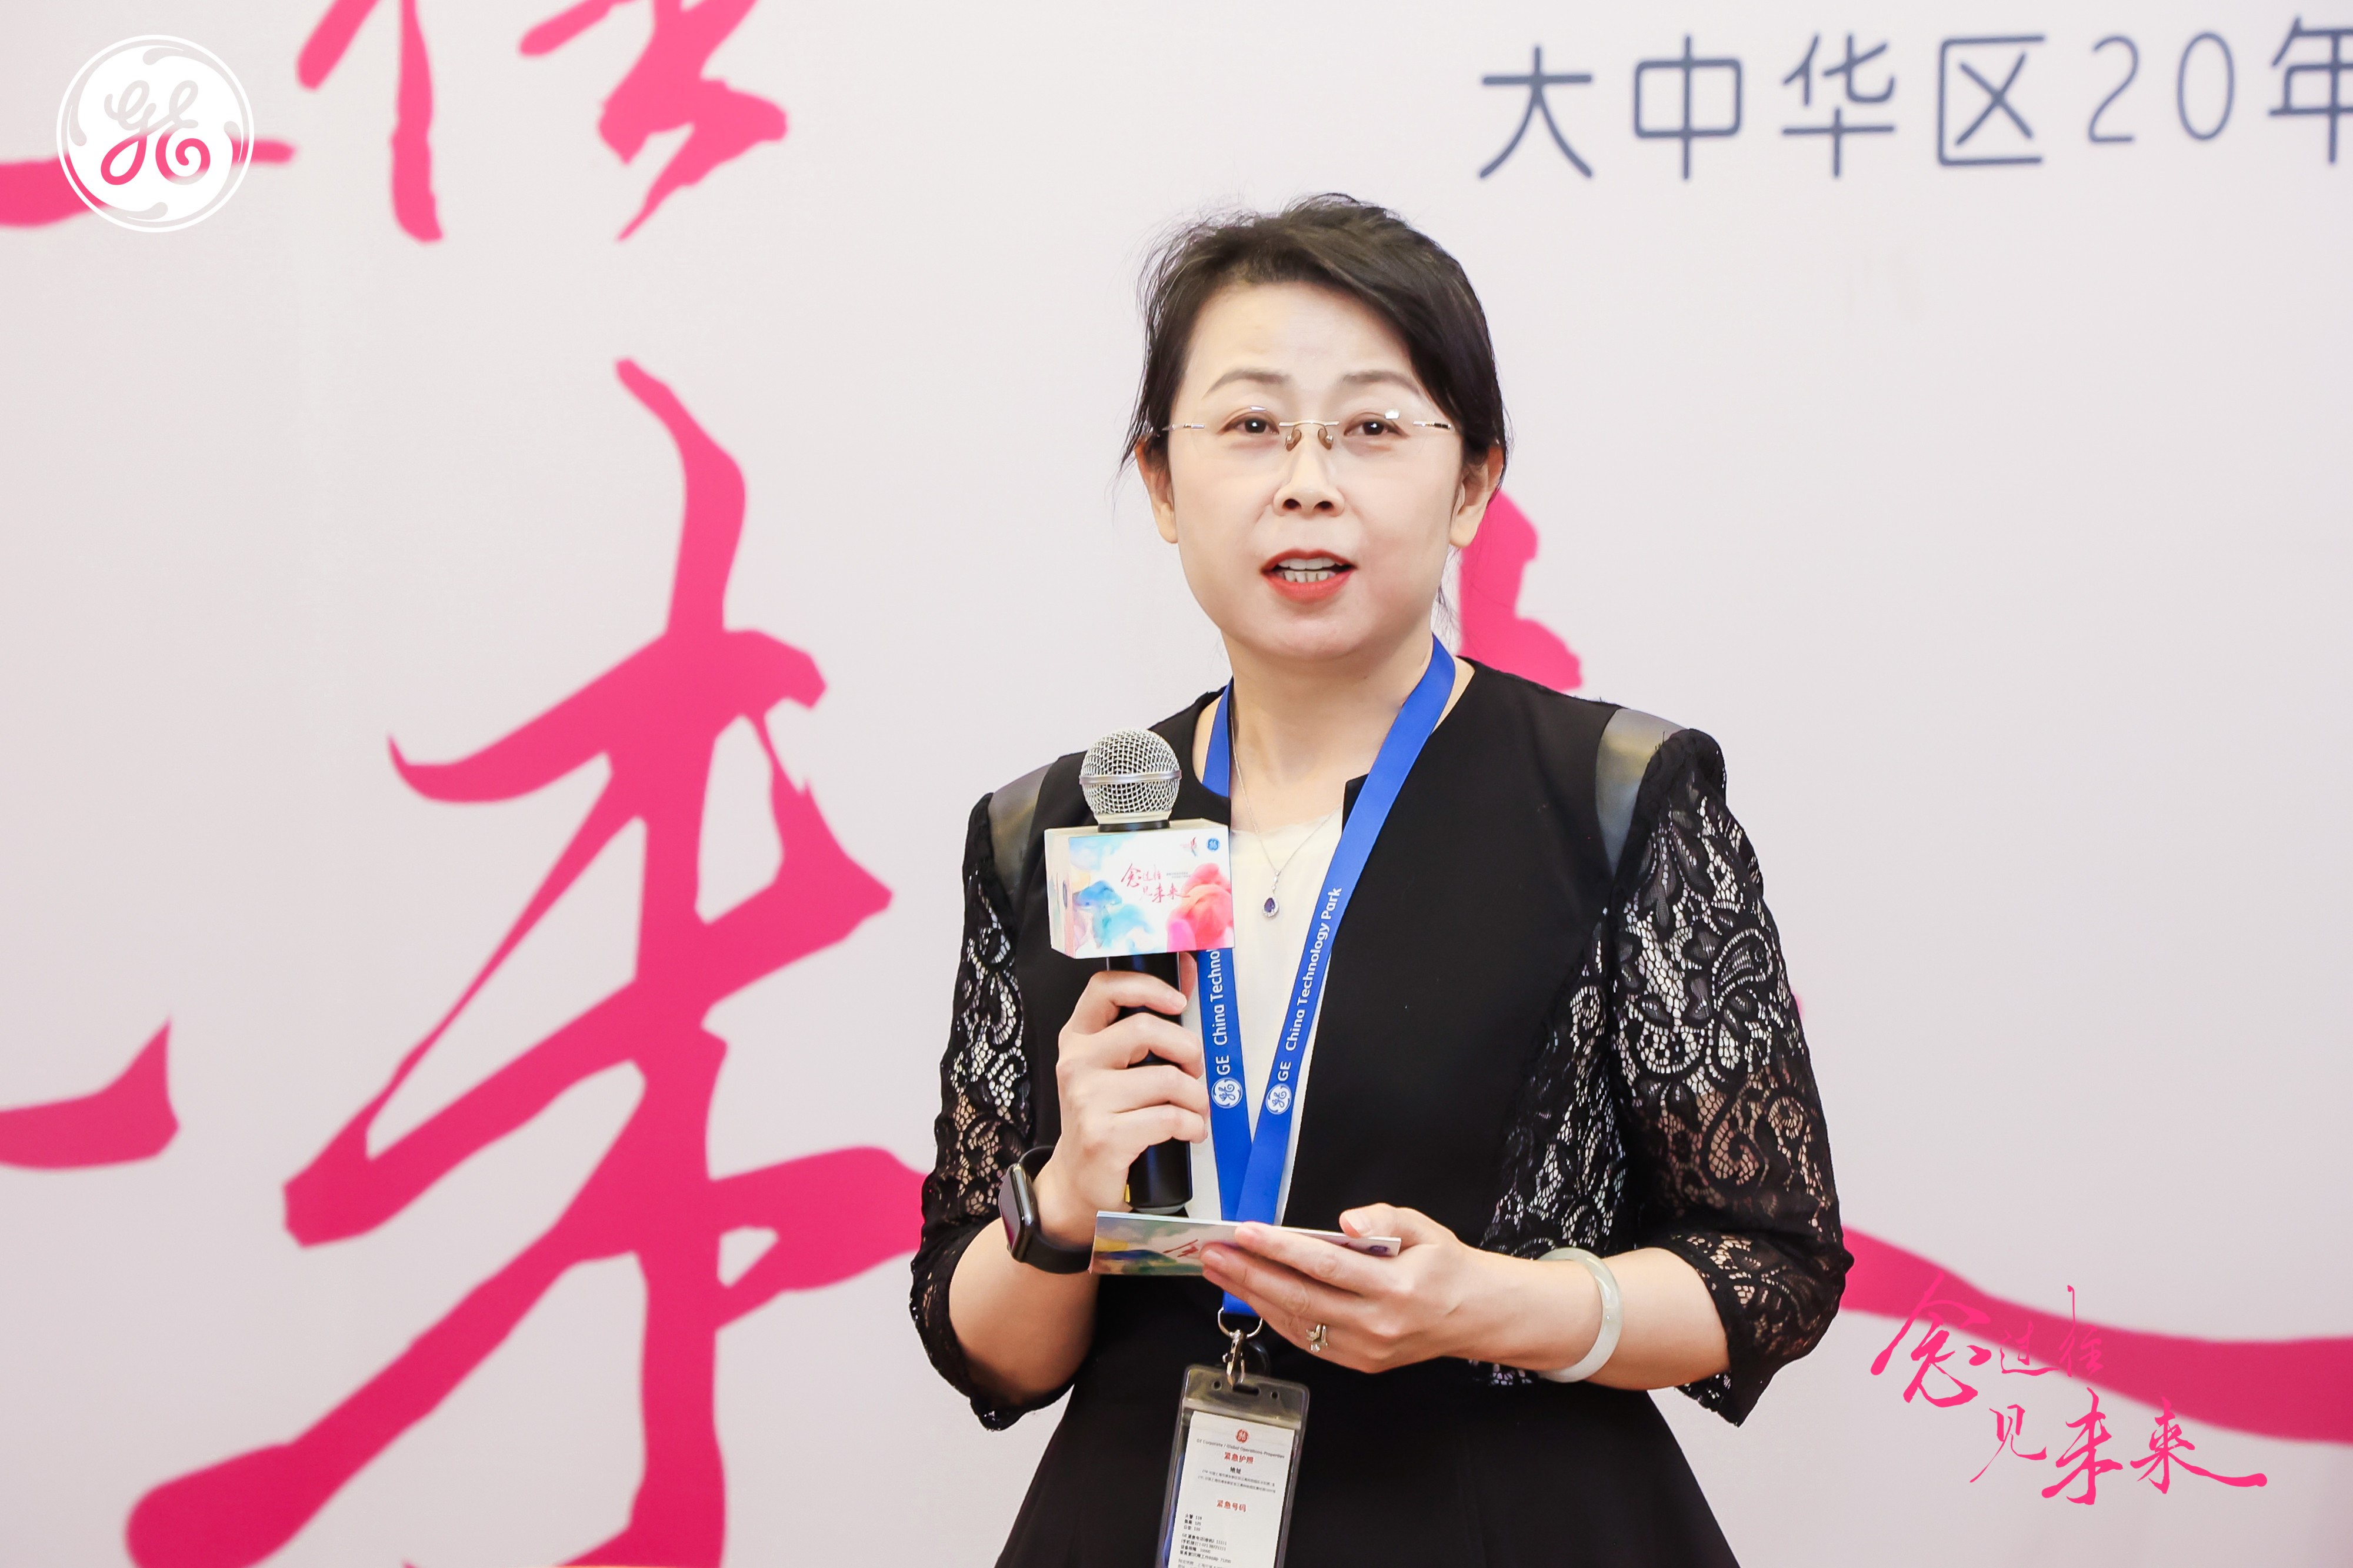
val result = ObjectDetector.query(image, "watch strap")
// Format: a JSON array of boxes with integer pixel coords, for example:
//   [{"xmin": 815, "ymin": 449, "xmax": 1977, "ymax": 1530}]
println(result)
[{"xmin": 1000, "ymin": 1147, "xmax": 1092, "ymax": 1274}]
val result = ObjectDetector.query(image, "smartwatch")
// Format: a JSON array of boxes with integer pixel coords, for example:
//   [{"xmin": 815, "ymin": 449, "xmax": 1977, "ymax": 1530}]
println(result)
[{"xmin": 999, "ymin": 1147, "xmax": 1092, "ymax": 1274}]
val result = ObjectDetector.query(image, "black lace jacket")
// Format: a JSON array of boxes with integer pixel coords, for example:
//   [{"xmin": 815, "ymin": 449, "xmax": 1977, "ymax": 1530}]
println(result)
[{"xmin": 911, "ymin": 684, "xmax": 1847, "ymax": 1432}]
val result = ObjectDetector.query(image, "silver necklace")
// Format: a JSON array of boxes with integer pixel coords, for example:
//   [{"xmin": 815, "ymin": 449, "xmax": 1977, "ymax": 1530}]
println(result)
[{"xmin": 1230, "ymin": 737, "xmax": 1337, "ymax": 919}]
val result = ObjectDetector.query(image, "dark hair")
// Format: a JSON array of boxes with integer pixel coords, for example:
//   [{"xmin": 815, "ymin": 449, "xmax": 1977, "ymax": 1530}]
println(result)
[{"xmin": 1125, "ymin": 195, "xmax": 1508, "ymax": 481}]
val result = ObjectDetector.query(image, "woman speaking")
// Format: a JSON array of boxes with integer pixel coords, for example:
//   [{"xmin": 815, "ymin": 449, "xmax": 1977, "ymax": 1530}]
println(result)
[{"xmin": 911, "ymin": 195, "xmax": 1847, "ymax": 1566}]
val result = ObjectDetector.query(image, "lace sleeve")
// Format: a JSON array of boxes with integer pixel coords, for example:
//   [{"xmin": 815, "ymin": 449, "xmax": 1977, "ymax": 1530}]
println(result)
[
  {"xmin": 908, "ymin": 796, "xmax": 1058, "ymax": 1428},
  {"xmin": 1611, "ymin": 730, "xmax": 1849, "ymax": 1423}
]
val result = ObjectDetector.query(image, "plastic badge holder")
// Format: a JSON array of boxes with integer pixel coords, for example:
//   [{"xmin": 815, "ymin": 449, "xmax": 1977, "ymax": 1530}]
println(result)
[{"xmin": 1155, "ymin": 1362, "xmax": 1309, "ymax": 1568}]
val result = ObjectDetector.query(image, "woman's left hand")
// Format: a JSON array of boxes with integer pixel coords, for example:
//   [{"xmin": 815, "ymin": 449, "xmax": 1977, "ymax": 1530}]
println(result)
[{"xmin": 1200, "ymin": 1205, "xmax": 1500, "ymax": 1373}]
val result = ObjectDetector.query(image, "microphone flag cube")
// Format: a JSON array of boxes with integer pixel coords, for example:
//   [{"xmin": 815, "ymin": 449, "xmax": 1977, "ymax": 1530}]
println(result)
[{"xmin": 1044, "ymin": 822, "xmax": 1234, "ymax": 959}]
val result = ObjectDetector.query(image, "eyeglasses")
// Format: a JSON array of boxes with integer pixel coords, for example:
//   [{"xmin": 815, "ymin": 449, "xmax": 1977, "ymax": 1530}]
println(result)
[{"xmin": 1160, "ymin": 406, "xmax": 1455, "ymax": 471}]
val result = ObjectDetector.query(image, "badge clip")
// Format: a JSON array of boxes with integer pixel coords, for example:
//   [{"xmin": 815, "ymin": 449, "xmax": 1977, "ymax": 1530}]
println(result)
[{"xmin": 1218, "ymin": 1307, "xmax": 1264, "ymax": 1386}]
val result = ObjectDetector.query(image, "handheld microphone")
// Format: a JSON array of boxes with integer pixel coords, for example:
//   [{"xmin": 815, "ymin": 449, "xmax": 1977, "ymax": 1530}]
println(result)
[{"xmin": 1078, "ymin": 729, "xmax": 1195, "ymax": 1216}]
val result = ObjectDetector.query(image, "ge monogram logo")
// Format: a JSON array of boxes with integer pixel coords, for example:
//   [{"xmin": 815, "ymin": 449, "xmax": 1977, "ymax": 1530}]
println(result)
[
  {"xmin": 1264, "ymin": 1085, "xmax": 1292, "ymax": 1117},
  {"xmin": 57, "ymin": 38, "xmax": 254, "ymax": 232},
  {"xmin": 1212, "ymin": 1077, "xmax": 1242, "ymax": 1110}
]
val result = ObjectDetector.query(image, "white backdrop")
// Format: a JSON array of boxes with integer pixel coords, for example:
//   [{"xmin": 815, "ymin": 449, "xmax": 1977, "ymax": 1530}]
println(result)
[{"xmin": 3, "ymin": 1, "xmax": 2349, "ymax": 1564}]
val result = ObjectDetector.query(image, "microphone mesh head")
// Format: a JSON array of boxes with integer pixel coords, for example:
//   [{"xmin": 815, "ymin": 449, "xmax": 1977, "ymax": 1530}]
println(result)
[{"xmin": 1081, "ymin": 729, "xmax": 1182, "ymax": 825}]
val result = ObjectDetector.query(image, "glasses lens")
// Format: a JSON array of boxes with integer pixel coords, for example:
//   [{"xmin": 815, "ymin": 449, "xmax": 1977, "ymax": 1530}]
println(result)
[
  {"xmin": 1337, "ymin": 411, "xmax": 1418, "ymax": 459},
  {"xmin": 1178, "ymin": 406, "xmax": 1443, "ymax": 471},
  {"xmin": 1203, "ymin": 408, "xmax": 1286, "ymax": 466}
]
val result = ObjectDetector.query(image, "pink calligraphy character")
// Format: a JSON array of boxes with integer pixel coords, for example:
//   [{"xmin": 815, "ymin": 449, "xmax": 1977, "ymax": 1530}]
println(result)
[
  {"xmin": 1997, "ymin": 1285, "xmax": 2102, "ymax": 1379},
  {"xmin": 1996, "ymin": 1315, "xmax": 2051, "ymax": 1376},
  {"xmin": 2132, "ymin": 1396, "xmax": 2269, "ymax": 1493},
  {"xmin": 124, "ymin": 361, "xmax": 916, "ymax": 1568},
  {"xmin": 0, "ymin": 1027, "xmax": 176, "ymax": 1169},
  {"xmin": 2041, "ymin": 1386, "xmax": 2125, "ymax": 1505},
  {"xmin": 521, "ymin": 0, "xmax": 788, "ymax": 239},
  {"xmin": 1869, "ymin": 1269, "xmax": 1988, "ymax": 1393},
  {"xmin": 299, "ymin": 0, "xmax": 442, "ymax": 239},
  {"xmin": 2047, "ymin": 1284, "xmax": 2103, "ymax": 1378},
  {"xmin": 1456, "ymin": 491, "xmax": 1581, "ymax": 690},
  {"xmin": 1968, "ymin": 1403, "xmax": 2049, "ymax": 1483},
  {"xmin": 1901, "ymin": 1325, "xmax": 1981, "ymax": 1409}
]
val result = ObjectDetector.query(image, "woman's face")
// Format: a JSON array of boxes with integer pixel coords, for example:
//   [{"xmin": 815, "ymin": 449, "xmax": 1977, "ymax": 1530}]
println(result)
[{"xmin": 1145, "ymin": 282, "xmax": 1499, "ymax": 672}]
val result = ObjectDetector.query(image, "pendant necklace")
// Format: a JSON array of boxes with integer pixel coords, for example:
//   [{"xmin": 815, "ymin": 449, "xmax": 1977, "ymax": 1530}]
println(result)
[{"xmin": 1229, "ymin": 728, "xmax": 1338, "ymax": 920}]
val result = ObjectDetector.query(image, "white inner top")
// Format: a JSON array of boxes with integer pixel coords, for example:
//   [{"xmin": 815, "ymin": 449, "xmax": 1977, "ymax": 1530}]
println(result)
[{"xmin": 1181, "ymin": 811, "xmax": 1344, "ymax": 1226}]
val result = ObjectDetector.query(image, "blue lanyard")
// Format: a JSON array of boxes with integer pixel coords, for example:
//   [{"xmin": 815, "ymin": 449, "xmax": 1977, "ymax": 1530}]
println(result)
[{"xmin": 1197, "ymin": 636, "xmax": 1454, "ymax": 1312}]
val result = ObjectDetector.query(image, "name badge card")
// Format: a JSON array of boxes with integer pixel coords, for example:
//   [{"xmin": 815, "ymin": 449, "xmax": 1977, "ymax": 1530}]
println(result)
[{"xmin": 1156, "ymin": 1364, "xmax": 1308, "ymax": 1568}]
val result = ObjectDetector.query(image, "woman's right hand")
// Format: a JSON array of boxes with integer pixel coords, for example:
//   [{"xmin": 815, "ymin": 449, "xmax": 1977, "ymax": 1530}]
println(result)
[{"xmin": 1033, "ymin": 962, "xmax": 1206, "ymax": 1246}]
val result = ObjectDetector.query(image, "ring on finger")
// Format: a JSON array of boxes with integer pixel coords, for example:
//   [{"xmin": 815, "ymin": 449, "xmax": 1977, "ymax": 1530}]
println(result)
[{"xmin": 1307, "ymin": 1322, "xmax": 1329, "ymax": 1355}]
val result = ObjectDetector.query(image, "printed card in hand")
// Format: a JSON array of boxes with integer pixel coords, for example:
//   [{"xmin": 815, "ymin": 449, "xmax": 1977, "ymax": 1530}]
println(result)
[{"xmin": 1091, "ymin": 1212, "xmax": 1401, "ymax": 1276}]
